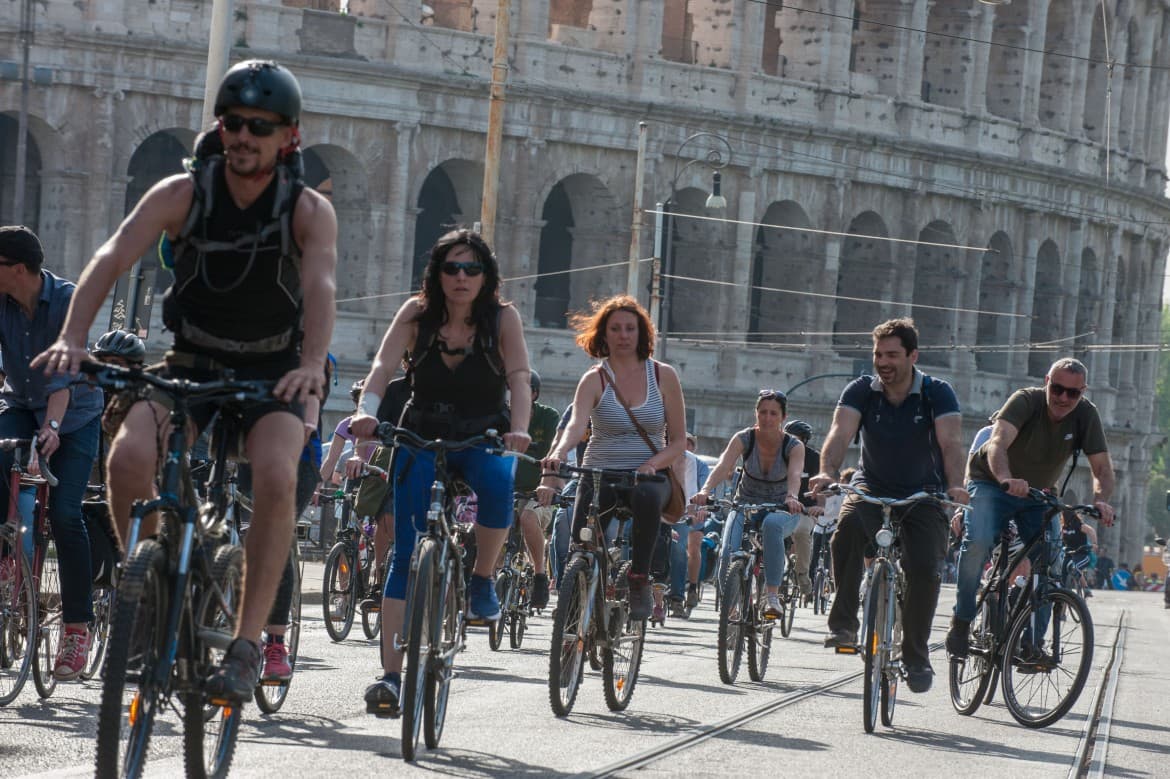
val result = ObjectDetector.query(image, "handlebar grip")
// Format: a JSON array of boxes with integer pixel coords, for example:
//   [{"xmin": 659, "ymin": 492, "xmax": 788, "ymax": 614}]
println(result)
[{"xmin": 39, "ymin": 458, "xmax": 59, "ymax": 488}]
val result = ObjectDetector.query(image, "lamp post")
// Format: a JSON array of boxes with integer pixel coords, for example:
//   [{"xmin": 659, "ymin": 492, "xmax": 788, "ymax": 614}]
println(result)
[{"xmin": 655, "ymin": 132, "xmax": 733, "ymax": 361}]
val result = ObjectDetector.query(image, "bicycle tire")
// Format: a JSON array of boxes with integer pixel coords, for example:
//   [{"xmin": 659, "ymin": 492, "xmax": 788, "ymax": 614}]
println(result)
[
  {"xmin": 82, "ymin": 587, "xmax": 115, "ymax": 681},
  {"xmin": 880, "ymin": 579, "xmax": 900, "ymax": 728},
  {"xmin": 488, "ymin": 573, "xmax": 508, "ymax": 651},
  {"xmin": 777, "ymin": 562, "xmax": 796, "ymax": 638},
  {"xmin": 0, "ymin": 551, "xmax": 36, "ymax": 706},
  {"xmin": 602, "ymin": 611, "xmax": 645, "ymax": 712},
  {"xmin": 862, "ymin": 560, "xmax": 891, "ymax": 734},
  {"xmin": 1001, "ymin": 588, "xmax": 1093, "ymax": 729},
  {"xmin": 255, "ymin": 559, "xmax": 302, "ymax": 714},
  {"xmin": 322, "ymin": 542, "xmax": 356, "ymax": 641},
  {"xmin": 747, "ymin": 568, "xmax": 772, "ymax": 682},
  {"xmin": 32, "ymin": 535, "xmax": 62, "ymax": 699},
  {"xmin": 95, "ymin": 539, "xmax": 169, "ymax": 779},
  {"xmin": 183, "ymin": 544, "xmax": 244, "ymax": 779},
  {"xmin": 948, "ymin": 596, "xmax": 994, "ymax": 716},
  {"xmin": 717, "ymin": 560, "xmax": 747, "ymax": 685},
  {"xmin": 549, "ymin": 556, "xmax": 590, "ymax": 717},
  {"xmin": 360, "ymin": 540, "xmax": 381, "ymax": 639},
  {"xmin": 401, "ymin": 538, "xmax": 437, "ymax": 762},
  {"xmin": 424, "ymin": 563, "xmax": 458, "ymax": 749},
  {"xmin": 509, "ymin": 608, "xmax": 526, "ymax": 649}
]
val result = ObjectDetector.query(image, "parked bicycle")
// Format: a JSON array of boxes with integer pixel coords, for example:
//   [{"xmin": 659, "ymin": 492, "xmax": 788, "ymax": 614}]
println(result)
[
  {"xmin": 322, "ymin": 463, "xmax": 387, "ymax": 642},
  {"xmin": 824, "ymin": 482, "xmax": 954, "ymax": 734},
  {"xmin": 713, "ymin": 499, "xmax": 785, "ymax": 685},
  {"xmin": 83, "ymin": 360, "xmax": 271, "ymax": 778},
  {"xmin": 547, "ymin": 463, "xmax": 659, "ymax": 717},
  {"xmin": 948, "ymin": 488, "xmax": 1097, "ymax": 729}
]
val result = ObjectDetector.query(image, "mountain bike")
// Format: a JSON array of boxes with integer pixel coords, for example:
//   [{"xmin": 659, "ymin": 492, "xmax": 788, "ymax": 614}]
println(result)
[
  {"xmin": 713, "ymin": 499, "xmax": 785, "ymax": 685},
  {"xmin": 322, "ymin": 463, "xmax": 386, "ymax": 641},
  {"xmin": 826, "ymin": 483, "xmax": 953, "ymax": 734},
  {"xmin": 84, "ymin": 360, "xmax": 272, "ymax": 778},
  {"xmin": 490, "ymin": 493, "xmax": 539, "ymax": 651},
  {"xmin": 810, "ymin": 526, "xmax": 835, "ymax": 616},
  {"xmin": 948, "ymin": 488, "xmax": 1096, "ymax": 729},
  {"xmin": 548, "ymin": 464, "xmax": 660, "ymax": 716}
]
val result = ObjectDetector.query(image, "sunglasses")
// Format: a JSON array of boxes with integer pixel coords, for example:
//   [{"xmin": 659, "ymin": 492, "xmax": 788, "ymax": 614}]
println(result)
[
  {"xmin": 219, "ymin": 114, "xmax": 287, "ymax": 137},
  {"xmin": 758, "ymin": 388, "xmax": 787, "ymax": 403},
  {"xmin": 1048, "ymin": 382, "xmax": 1085, "ymax": 400},
  {"xmin": 441, "ymin": 261, "xmax": 484, "ymax": 277}
]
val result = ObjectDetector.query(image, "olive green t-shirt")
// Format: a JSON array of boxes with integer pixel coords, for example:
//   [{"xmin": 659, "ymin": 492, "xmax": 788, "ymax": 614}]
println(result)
[
  {"xmin": 967, "ymin": 387, "xmax": 1108, "ymax": 489},
  {"xmin": 515, "ymin": 401, "xmax": 561, "ymax": 492}
]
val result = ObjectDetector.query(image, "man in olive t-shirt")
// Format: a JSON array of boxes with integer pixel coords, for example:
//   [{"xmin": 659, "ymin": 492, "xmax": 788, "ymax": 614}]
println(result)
[
  {"xmin": 947, "ymin": 357, "xmax": 1116, "ymax": 657},
  {"xmin": 515, "ymin": 370, "xmax": 561, "ymax": 609}
]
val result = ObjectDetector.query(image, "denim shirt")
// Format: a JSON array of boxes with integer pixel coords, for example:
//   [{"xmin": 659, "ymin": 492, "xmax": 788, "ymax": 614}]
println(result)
[{"xmin": 0, "ymin": 269, "xmax": 103, "ymax": 433}]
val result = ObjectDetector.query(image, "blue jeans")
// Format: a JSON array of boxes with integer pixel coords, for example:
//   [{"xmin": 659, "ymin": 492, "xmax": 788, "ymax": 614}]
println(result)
[
  {"xmin": 384, "ymin": 442, "xmax": 515, "ymax": 600},
  {"xmin": 0, "ymin": 411, "xmax": 100, "ymax": 624},
  {"xmin": 954, "ymin": 481, "xmax": 1058, "ymax": 624},
  {"xmin": 721, "ymin": 509, "xmax": 801, "ymax": 588},
  {"xmin": 669, "ymin": 519, "xmax": 692, "ymax": 597},
  {"xmin": 550, "ymin": 479, "xmax": 577, "ymax": 588}
]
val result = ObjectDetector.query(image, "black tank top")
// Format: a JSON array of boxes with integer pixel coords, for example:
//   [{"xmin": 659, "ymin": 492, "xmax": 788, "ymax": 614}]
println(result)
[{"xmin": 166, "ymin": 167, "xmax": 304, "ymax": 363}]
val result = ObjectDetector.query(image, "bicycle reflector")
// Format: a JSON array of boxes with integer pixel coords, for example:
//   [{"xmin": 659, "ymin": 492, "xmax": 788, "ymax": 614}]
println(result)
[{"xmin": 875, "ymin": 527, "xmax": 894, "ymax": 548}]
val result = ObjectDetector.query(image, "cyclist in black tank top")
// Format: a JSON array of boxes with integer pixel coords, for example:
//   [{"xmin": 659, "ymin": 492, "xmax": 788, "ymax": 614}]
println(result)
[
  {"xmin": 349, "ymin": 228, "xmax": 533, "ymax": 713},
  {"xmin": 35, "ymin": 60, "xmax": 339, "ymax": 704}
]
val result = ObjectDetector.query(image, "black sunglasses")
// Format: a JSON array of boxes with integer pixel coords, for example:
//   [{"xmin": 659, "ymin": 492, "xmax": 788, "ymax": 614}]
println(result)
[
  {"xmin": 1048, "ymin": 382, "xmax": 1084, "ymax": 400},
  {"xmin": 441, "ymin": 261, "xmax": 484, "ymax": 277},
  {"xmin": 758, "ymin": 388, "xmax": 787, "ymax": 403},
  {"xmin": 220, "ymin": 113, "xmax": 287, "ymax": 137}
]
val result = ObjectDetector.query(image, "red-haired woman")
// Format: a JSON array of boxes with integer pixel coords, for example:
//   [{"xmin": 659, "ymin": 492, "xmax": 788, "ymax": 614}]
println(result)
[{"xmin": 541, "ymin": 295, "xmax": 687, "ymax": 620}]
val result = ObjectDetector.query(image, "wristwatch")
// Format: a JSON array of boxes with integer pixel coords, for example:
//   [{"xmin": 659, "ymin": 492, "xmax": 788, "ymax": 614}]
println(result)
[{"xmin": 46, "ymin": 419, "xmax": 60, "ymax": 433}]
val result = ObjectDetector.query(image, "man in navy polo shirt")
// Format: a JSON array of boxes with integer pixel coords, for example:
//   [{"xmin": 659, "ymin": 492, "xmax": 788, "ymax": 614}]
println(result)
[{"xmin": 810, "ymin": 318, "xmax": 968, "ymax": 693}]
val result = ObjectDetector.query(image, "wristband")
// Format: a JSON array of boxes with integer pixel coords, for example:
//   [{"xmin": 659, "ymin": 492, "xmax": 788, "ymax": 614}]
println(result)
[{"xmin": 357, "ymin": 391, "xmax": 382, "ymax": 418}]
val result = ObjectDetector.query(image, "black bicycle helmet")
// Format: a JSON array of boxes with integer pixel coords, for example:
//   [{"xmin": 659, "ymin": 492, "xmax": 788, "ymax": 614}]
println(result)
[
  {"xmin": 92, "ymin": 330, "xmax": 146, "ymax": 364},
  {"xmin": 784, "ymin": 419, "xmax": 813, "ymax": 443},
  {"xmin": 529, "ymin": 369, "xmax": 541, "ymax": 399},
  {"xmin": 213, "ymin": 60, "xmax": 302, "ymax": 125}
]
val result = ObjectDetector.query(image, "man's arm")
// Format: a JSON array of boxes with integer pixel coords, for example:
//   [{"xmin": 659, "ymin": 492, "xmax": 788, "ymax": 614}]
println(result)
[
  {"xmin": 934, "ymin": 414, "xmax": 970, "ymax": 504},
  {"xmin": 1086, "ymin": 450, "xmax": 1116, "ymax": 526},
  {"xmin": 32, "ymin": 175, "xmax": 193, "ymax": 375},
  {"xmin": 810, "ymin": 405, "xmax": 861, "ymax": 491},
  {"xmin": 277, "ymin": 188, "xmax": 338, "ymax": 404},
  {"xmin": 985, "ymin": 419, "xmax": 1025, "ymax": 495}
]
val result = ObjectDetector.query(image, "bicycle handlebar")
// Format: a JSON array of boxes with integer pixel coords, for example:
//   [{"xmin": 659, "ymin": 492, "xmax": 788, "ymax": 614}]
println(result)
[
  {"xmin": 79, "ymin": 359, "xmax": 276, "ymax": 404},
  {"xmin": 822, "ymin": 482, "xmax": 951, "ymax": 509},
  {"xmin": 545, "ymin": 462, "xmax": 666, "ymax": 486},
  {"xmin": 712, "ymin": 497, "xmax": 789, "ymax": 514},
  {"xmin": 1008, "ymin": 485, "xmax": 1102, "ymax": 519},
  {"xmin": 375, "ymin": 422, "xmax": 505, "ymax": 454},
  {"xmin": 0, "ymin": 436, "xmax": 59, "ymax": 487}
]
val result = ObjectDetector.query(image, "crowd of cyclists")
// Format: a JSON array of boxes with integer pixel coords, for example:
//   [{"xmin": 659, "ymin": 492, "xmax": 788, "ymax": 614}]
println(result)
[{"xmin": 0, "ymin": 58, "xmax": 1126, "ymax": 769}]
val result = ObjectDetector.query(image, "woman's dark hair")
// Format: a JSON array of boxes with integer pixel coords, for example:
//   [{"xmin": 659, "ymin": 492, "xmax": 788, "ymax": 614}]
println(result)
[
  {"xmin": 416, "ymin": 227, "xmax": 505, "ymax": 334},
  {"xmin": 568, "ymin": 295, "xmax": 655, "ymax": 360}
]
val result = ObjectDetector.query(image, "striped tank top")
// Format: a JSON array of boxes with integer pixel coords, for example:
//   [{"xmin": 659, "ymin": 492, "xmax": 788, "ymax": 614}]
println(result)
[{"xmin": 582, "ymin": 359, "xmax": 666, "ymax": 470}]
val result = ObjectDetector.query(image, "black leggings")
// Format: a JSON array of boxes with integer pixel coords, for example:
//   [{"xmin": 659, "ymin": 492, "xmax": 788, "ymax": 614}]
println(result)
[{"xmin": 571, "ymin": 473, "xmax": 671, "ymax": 577}]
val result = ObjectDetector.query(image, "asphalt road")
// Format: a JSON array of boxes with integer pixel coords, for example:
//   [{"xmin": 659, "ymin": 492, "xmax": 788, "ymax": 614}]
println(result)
[{"xmin": 3, "ymin": 572, "xmax": 1167, "ymax": 779}]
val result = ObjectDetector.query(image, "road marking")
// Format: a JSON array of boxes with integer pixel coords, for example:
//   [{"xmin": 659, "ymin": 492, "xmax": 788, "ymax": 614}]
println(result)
[{"xmin": 1067, "ymin": 609, "xmax": 1127, "ymax": 779}]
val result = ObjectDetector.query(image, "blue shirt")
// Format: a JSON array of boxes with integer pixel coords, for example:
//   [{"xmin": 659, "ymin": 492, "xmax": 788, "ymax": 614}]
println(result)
[
  {"xmin": 0, "ymin": 270, "xmax": 103, "ymax": 433},
  {"xmin": 838, "ymin": 368, "xmax": 960, "ymax": 498}
]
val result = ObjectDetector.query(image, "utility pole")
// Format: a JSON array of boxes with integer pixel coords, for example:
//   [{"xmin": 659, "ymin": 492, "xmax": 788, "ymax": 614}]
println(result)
[
  {"xmin": 626, "ymin": 121, "xmax": 648, "ymax": 299},
  {"xmin": 480, "ymin": 0, "xmax": 510, "ymax": 247},
  {"xmin": 13, "ymin": 0, "xmax": 33, "ymax": 223},
  {"xmin": 202, "ymin": 0, "xmax": 235, "ymax": 129}
]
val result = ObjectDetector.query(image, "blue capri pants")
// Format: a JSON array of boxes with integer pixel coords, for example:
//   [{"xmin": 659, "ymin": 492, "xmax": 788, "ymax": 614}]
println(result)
[{"xmin": 383, "ymin": 443, "xmax": 516, "ymax": 599}]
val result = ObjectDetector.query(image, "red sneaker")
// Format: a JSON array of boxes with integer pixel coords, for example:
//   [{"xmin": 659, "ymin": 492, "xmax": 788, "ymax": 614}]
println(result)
[
  {"xmin": 261, "ymin": 640, "xmax": 292, "ymax": 681},
  {"xmin": 54, "ymin": 626, "xmax": 91, "ymax": 681}
]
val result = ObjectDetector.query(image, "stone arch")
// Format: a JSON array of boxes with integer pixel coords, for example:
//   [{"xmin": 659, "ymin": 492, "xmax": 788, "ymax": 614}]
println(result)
[
  {"xmin": 1029, "ymin": 239, "xmax": 1063, "ymax": 378},
  {"xmin": 1039, "ymin": 1, "xmax": 1077, "ymax": 131},
  {"xmin": 0, "ymin": 114, "xmax": 45, "ymax": 229},
  {"xmin": 848, "ymin": 0, "xmax": 900, "ymax": 96},
  {"xmin": 666, "ymin": 187, "xmax": 734, "ymax": 338},
  {"xmin": 835, "ymin": 210, "xmax": 892, "ymax": 356},
  {"xmin": 911, "ymin": 221, "xmax": 960, "ymax": 364},
  {"xmin": 921, "ymin": 4, "xmax": 971, "ymax": 108},
  {"xmin": 1084, "ymin": 3, "xmax": 1110, "ymax": 141},
  {"xmin": 1075, "ymin": 247, "xmax": 1102, "ymax": 362},
  {"xmin": 986, "ymin": 1, "xmax": 1030, "ymax": 121},
  {"xmin": 411, "ymin": 159, "xmax": 484, "ymax": 288},
  {"xmin": 302, "ymin": 144, "xmax": 370, "ymax": 307},
  {"xmin": 750, "ymin": 200, "xmax": 820, "ymax": 345},
  {"xmin": 125, "ymin": 130, "xmax": 190, "ymax": 302},
  {"xmin": 534, "ymin": 173, "xmax": 623, "ymax": 328},
  {"xmin": 976, "ymin": 231, "xmax": 1015, "ymax": 374}
]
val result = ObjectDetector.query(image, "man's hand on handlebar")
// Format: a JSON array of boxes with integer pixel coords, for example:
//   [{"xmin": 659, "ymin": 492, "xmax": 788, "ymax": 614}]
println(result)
[
  {"xmin": 999, "ymin": 478, "xmax": 1030, "ymax": 498},
  {"xmin": 349, "ymin": 414, "xmax": 378, "ymax": 439},
  {"xmin": 808, "ymin": 472, "xmax": 835, "ymax": 494},
  {"xmin": 946, "ymin": 485, "xmax": 970, "ymax": 505},
  {"xmin": 1094, "ymin": 500, "xmax": 1116, "ymax": 527},
  {"xmin": 502, "ymin": 430, "xmax": 531, "ymax": 454},
  {"xmin": 343, "ymin": 455, "xmax": 367, "ymax": 480}
]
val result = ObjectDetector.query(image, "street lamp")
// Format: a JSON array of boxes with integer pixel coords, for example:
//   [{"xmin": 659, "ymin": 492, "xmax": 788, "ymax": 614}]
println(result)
[{"xmin": 654, "ymin": 132, "xmax": 733, "ymax": 361}]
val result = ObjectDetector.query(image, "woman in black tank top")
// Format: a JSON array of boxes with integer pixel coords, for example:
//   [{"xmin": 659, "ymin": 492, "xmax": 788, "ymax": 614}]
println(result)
[{"xmin": 349, "ymin": 228, "xmax": 533, "ymax": 709}]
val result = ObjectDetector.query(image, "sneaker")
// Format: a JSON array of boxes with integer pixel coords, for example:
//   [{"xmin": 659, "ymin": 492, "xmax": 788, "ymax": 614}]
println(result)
[
  {"xmin": 261, "ymin": 640, "xmax": 292, "ymax": 682},
  {"xmin": 1015, "ymin": 644, "xmax": 1055, "ymax": 674},
  {"xmin": 364, "ymin": 675, "xmax": 401, "ymax": 718},
  {"xmin": 1083, "ymin": 590, "xmax": 1093, "ymax": 599},
  {"xmin": 905, "ymin": 663, "xmax": 934, "ymax": 693},
  {"xmin": 685, "ymin": 582, "xmax": 699, "ymax": 610},
  {"xmin": 531, "ymin": 573, "xmax": 550, "ymax": 610},
  {"xmin": 467, "ymin": 574, "xmax": 502, "ymax": 622},
  {"xmin": 823, "ymin": 628, "xmax": 858, "ymax": 649},
  {"xmin": 763, "ymin": 594, "xmax": 783, "ymax": 620},
  {"xmin": 668, "ymin": 596, "xmax": 687, "ymax": 619},
  {"xmin": 53, "ymin": 626, "xmax": 91, "ymax": 681},
  {"xmin": 651, "ymin": 603, "xmax": 666, "ymax": 624},
  {"xmin": 329, "ymin": 594, "xmax": 347, "ymax": 619},
  {"xmin": 205, "ymin": 638, "xmax": 262, "ymax": 705},
  {"xmin": 628, "ymin": 573, "xmax": 653, "ymax": 621},
  {"xmin": 359, "ymin": 596, "xmax": 380, "ymax": 614},
  {"xmin": 945, "ymin": 617, "xmax": 971, "ymax": 658}
]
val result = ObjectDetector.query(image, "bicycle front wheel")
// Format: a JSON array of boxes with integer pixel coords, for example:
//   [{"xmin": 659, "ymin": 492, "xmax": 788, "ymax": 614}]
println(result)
[
  {"xmin": 0, "ymin": 551, "xmax": 36, "ymax": 706},
  {"xmin": 424, "ymin": 564, "xmax": 459, "ymax": 749},
  {"xmin": 949, "ymin": 595, "xmax": 995, "ymax": 716},
  {"xmin": 401, "ymin": 538, "xmax": 438, "ymax": 762},
  {"xmin": 862, "ymin": 560, "xmax": 891, "ymax": 734},
  {"xmin": 322, "ymin": 542, "xmax": 356, "ymax": 641},
  {"xmin": 1001, "ymin": 588, "xmax": 1093, "ymax": 729},
  {"xmin": 33, "ymin": 535, "xmax": 62, "ymax": 699},
  {"xmin": 549, "ymin": 556, "xmax": 590, "ymax": 717},
  {"xmin": 95, "ymin": 540, "xmax": 169, "ymax": 779},
  {"xmin": 361, "ymin": 540, "xmax": 382, "ymax": 639},
  {"xmin": 256, "ymin": 558, "xmax": 302, "ymax": 714},
  {"xmin": 717, "ymin": 560, "xmax": 748, "ymax": 684},
  {"xmin": 82, "ymin": 587, "xmax": 116, "ymax": 681},
  {"xmin": 488, "ymin": 573, "xmax": 509, "ymax": 651},
  {"xmin": 602, "ymin": 565, "xmax": 646, "ymax": 712},
  {"xmin": 778, "ymin": 560, "xmax": 796, "ymax": 638},
  {"xmin": 747, "ymin": 568, "xmax": 772, "ymax": 682}
]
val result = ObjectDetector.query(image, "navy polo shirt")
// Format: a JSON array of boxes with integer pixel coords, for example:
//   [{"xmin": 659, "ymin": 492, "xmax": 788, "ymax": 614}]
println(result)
[{"xmin": 838, "ymin": 368, "xmax": 959, "ymax": 498}]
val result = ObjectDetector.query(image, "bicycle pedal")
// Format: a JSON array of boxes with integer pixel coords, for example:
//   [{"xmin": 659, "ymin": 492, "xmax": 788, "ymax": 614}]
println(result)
[{"xmin": 834, "ymin": 645, "xmax": 859, "ymax": 655}]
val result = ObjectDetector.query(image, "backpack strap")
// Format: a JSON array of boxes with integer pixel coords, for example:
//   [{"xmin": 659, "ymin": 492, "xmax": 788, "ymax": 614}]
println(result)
[
  {"xmin": 177, "ymin": 157, "xmax": 220, "ymax": 244},
  {"xmin": 743, "ymin": 429, "xmax": 755, "ymax": 461}
]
